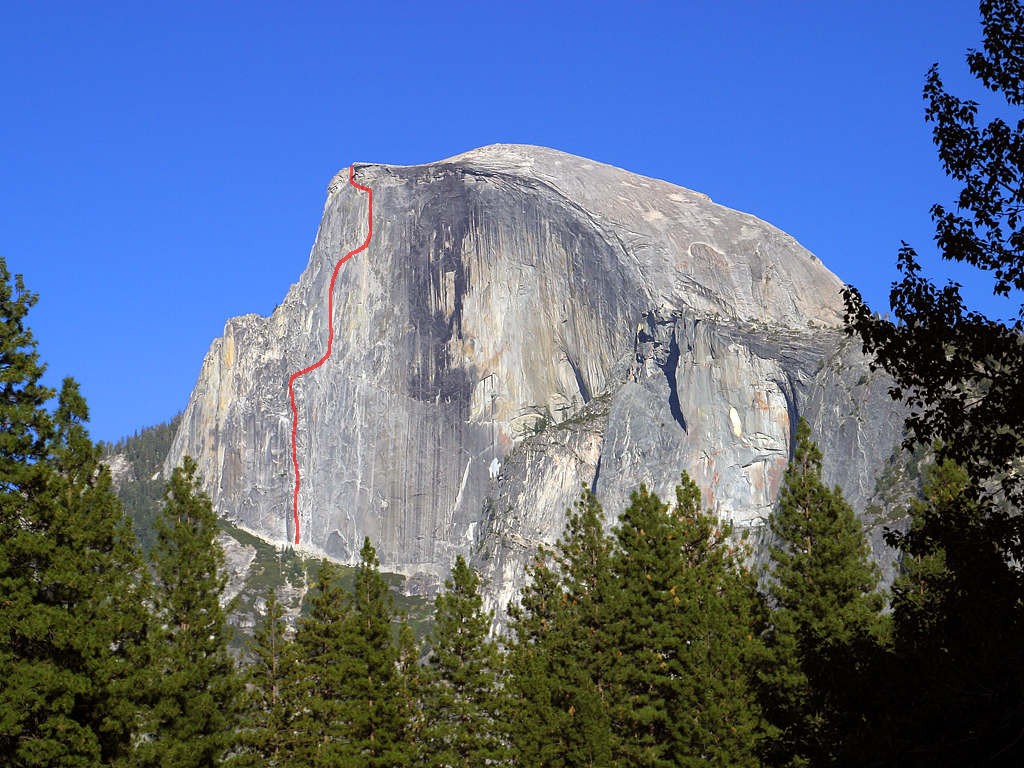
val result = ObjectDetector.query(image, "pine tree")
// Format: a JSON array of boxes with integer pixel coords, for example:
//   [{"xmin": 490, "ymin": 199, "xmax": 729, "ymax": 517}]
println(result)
[
  {"xmin": 1, "ymin": 260, "xmax": 151, "ymax": 766},
  {"xmin": 44, "ymin": 381, "xmax": 151, "ymax": 765},
  {"xmin": 547, "ymin": 488, "xmax": 616, "ymax": 768},
  {"xmin": 395, "ymin": 621, "xmax": 425, "ymax": 762},
  {"xmin": 507, "ymin": 547, "xmax": 573, "ymax": 768},
  {"xmin": 606, "ymin": 476, "xmax": 767, "ymax": 768},
  {"xmin": 420, "ymin": 555, "xmax": 508, "ymax": 767},
  {"xmin": 762, "ymin": 419, "xmax": 887, "ymax": 767},
  {"xmin": 231, "ymin": 588, "xmax": 295, "ymax": 767},
  {"xmin": 0, "ymin": 381, "xmax": 152, "ymax": 767},
  {"xmin": 334, "ymin": 537, "xmax": 411, "ymax": 767},
  {"xmin": 138, "ymin": 457, "xmax": 241, "ymax": 768},
  {"xmin": 289, "ymin": 559, "xmax": 352, "ymax": 767},
  {"xmin": 507, "ymin": 488, "xmax": 615, "ymax": 768},
  {"xmin": 0, "ymin": 258, "xmax": 52, "ymax": 500},
  {"xmin": 0, "ymin": 259, "xmax": 55, "ymax": 764},
  {"xmin": 101, "ymin": 414, "xmax": 182, "ymax": 552},
  {"xmin": 289, "ymin": 544, "xmax": 413, "ymax": 766}
]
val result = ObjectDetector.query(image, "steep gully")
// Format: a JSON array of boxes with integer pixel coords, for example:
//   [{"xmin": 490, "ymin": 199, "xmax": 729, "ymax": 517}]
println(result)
[{"xmin": 287, "ymin": 165, "xmax": 373, "ymax": 544}]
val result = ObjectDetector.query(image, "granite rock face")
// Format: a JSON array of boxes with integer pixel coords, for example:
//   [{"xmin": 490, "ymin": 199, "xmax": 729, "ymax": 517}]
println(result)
[{"xmin": 166, "ymin": 144, "xmax": 903, "ymax": 610}]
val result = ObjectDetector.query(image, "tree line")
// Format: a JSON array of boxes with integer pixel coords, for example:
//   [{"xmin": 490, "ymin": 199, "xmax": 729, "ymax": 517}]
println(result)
[
  {"xmin": 0, "ymin": 282, "xmax": 882, "ymax": 768},
  {"xmin": 1, "ymin": 255, "xmax": 1012, "ymax": 765}
]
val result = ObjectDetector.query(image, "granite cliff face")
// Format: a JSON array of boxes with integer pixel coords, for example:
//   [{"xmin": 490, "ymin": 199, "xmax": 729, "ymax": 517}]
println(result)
[{"xmin": 166, "ymin": 145, "xmax": 903, "ymax": 610}]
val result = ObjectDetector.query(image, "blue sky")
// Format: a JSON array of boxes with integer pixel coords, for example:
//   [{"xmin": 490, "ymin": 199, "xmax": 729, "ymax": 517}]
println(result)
[{"xmin": 1, "ymin": 1, "xmax": 1003, "ymax": 442}]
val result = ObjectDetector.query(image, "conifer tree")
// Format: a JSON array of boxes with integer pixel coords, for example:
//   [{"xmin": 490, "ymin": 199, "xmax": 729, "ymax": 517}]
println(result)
[
  {"xmin": 762, "ymin": 419, "xmax": 887, "ymax": 767},
  {"xmin": 231, "ymin": 588, "xmax": 295, "ymax": 767},
  {"xmin": 0, "ymin": 258, "xmax": 52, "ymax": 500},
  {"xmin": 43, "ymin": 381, "xmax": 152, "ymax": 765},
  {"xmin": 420, "ymin": 555, "xmax": 508, "ymax": 767},
  {"xmin": 507, "ymin": 488, "xmax": 615, "ymax": 768},
  {"xmin": 335, "ymin": 537, "xmax": 411, "ymax": 767},
  {"xmin": 139, "ymin": 457, "xmax": 240, "ymax": 768},
  {"xmin": 288, "ymin": 559, "xmax": 352, "ymax": 766},
  {"xmin": 1, "ymin": 381, "xmax": 152, "ymax": 767},
  {"xmin": 507, "ymin": 547, "xmax": 572, "ymax": 768},
  {"xmin": 1, "ymin": 260, "xmax": 151, "ymax": 766},
  {"xmin": 606, "ymin": 476, "xmax": 767, "ymax": 768},
  {"xmin": 395, "ymin": 621, "xmax": 425, "ymax": 761},
  {"xmin": 546, "ymin": 488, "xmax": 616, "ymax": 768},
  {"xmin": 0, "ymin": 258, "xmax": 55, "ymax": 763}
]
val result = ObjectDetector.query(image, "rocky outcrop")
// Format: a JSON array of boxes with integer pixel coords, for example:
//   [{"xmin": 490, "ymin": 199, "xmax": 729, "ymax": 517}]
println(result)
[{"xmin": 166, "ymin": 144, "xmax": 904, "ymax": 610}]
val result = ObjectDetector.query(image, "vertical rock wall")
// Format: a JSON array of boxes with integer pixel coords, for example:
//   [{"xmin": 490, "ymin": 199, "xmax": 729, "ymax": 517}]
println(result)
[{"xmin": 167, "ymin": 145, "xmax": 902, "ymax": 603}]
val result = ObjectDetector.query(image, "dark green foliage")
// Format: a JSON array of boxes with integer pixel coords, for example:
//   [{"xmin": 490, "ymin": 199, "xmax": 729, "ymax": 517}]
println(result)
[
  {"xmin": 876, "ymin": 459, "xmax": 1024, "ymax": 765},
  {"xmin": 101, "ymin": 416, "xmax": 182, "ymax": 471},
  {"xmin": 0, "ymin": 258, "xmax": 53, "ymax": 496},
  {"xmin": 41, "ymin": 382, "xmax": 151, "ymax": 766},
  {"xmin": 230, "ymin": 589, "xmax": 294, "ymax": 767},
  {"xmin": 395, "ymin": 621, "xmax": 425, "ymax": 759},
  {"xmin": 421, "ymin": 555, "xmax": 508, "ymax": 767},
  {"xmin": 547, "ymin": 488, "xmax": 616, "ymax": 768},
  {"xmin": 0, "ymin": 257, "xmax": 62, "ymax": 765},
  {"xmin": 507, "ymin": 488, "xmax": 615, "ymax": 768},
  {"xmin": 287, "ymin": 542, "xmax": 412, "ymax": 766},
  {"xmin": 270, "ymin": 542, "xmax": 416, "ymax": 766},
  {"xmin": 0, "ymin": 259, "xmax": 151, "ymax": 767},
  {"xmin": 606, "ymin": 477, "xmax": 767, "ymax": 767},
  {"xmin": 508, "ymin": 548, "xmax": 580, "ymax": 768},
  {"xmin": 198, "ymin": 520, "xmax": 433, "ymax": 656},
  {"xmin": 843, "ymin": 0, "xmax": 1024, "ymax": 507},
  {"xmin": 0, "ymin": 381, "xmax": 151, "ymax": 767},
  {"xmin": 761, "ymin": 419, "xmax": 887, "ymax": 767},
  {"xmin": 334, "ymin": 537, "xmax": 412, "ymax": 767},
  {"xmin": 288, "ymin": 558, "xmax": 352, "ymax": 766},
  {"xmin": 509, "ymin": 480, "xmax": 767, "ymax": 768},
  {"xmin": 139, "ymin": 457, "xmax": 240, "ymax": 768}
]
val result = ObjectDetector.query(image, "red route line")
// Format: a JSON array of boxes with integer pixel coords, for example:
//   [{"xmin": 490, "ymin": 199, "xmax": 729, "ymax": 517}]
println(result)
[{"xmin": 288, "ymin": 165, "xmax": 373, "ymax": 544}]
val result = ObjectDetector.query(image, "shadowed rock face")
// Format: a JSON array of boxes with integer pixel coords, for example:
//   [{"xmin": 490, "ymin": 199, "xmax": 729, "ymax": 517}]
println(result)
[{"xmin": 166, "ymin": 144, "xmax": 903, "ymax": 608}]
